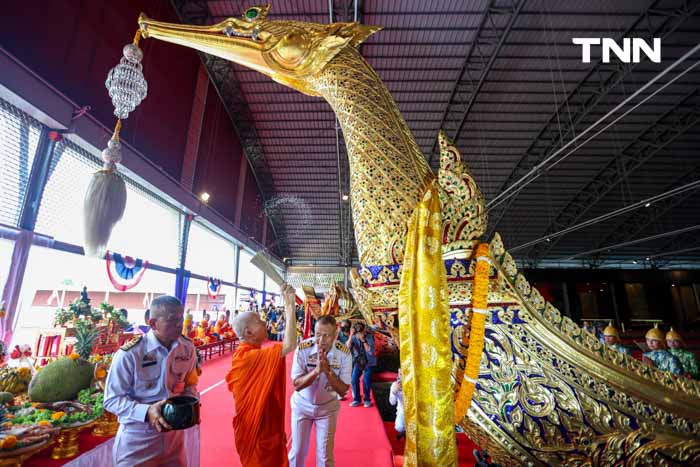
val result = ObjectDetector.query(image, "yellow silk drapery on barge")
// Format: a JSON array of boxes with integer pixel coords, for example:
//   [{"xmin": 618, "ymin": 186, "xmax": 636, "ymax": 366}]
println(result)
[{"xmin": 398, "ymin": 180, "xmax": 457, "ymax": 466}]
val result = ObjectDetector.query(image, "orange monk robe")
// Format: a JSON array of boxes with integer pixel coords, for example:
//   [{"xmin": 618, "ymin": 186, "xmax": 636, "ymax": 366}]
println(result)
[
  {"xmin": 214, "ymin": 319, "xmax": 229, "ymax": 335},
  {"xmin": 226, "ymin": 342, "xmax": 287, "ymax": 467},
  {"xmin": 196, "ymin": 320, "xmax": 209, "ymax": 340}
]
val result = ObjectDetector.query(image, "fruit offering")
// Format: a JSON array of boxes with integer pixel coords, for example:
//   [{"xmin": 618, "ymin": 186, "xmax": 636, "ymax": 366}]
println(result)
[
  {"xmin": 28, "ymin": 357, "xmax": 94, "ymax": 402},
  {"xmin": 0, "ymin": 424, "xmax": 59, "ymax": 451},
  {"xmin": 0, "ymin": 367, "xmax": 32, "ymax": 395}
]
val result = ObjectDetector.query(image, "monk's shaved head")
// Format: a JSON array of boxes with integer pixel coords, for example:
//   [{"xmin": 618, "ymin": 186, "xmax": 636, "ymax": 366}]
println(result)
[{"xmin": 234, "ymin": 311, "xmax": 262, "ymax": 341}]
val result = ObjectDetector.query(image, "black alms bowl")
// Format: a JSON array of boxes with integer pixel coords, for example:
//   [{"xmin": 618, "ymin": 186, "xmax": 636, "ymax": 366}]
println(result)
[{"xmin": 161, "ymin": 396, "xmax": 200, "ymax": 430}]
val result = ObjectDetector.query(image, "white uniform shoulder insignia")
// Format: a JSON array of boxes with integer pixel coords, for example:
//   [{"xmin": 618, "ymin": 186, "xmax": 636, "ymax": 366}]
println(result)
[
  {"xmin": 334, "ymin": 341, "xmax": 350, "ymax": 354},
  {"xmin": 121, "ymin": 336, "xmax": 143, "ymax": 351},
  {"xmin": 299, "ymin": 339, "xmax": 314, "ymax": 350}
]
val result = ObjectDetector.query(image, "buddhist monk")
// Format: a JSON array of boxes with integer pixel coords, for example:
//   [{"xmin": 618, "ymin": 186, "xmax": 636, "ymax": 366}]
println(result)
[{"xmin": 226, "ymin": 283, "xmax": 298, "ymax": 467}]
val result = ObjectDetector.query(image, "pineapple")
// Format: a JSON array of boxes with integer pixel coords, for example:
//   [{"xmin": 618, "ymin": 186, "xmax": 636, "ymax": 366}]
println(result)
[{"xmin": 74, "ymin": 322, "xmax": 99, "ymax": 360}]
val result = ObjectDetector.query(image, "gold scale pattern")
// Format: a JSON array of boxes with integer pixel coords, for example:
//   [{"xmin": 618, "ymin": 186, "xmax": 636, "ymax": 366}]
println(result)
[{"xmin": 309, "ymin": 48, "xmax": 434, "ymax": 265}]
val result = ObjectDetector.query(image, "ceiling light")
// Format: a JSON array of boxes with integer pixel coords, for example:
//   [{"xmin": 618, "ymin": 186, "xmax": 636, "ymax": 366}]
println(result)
[
  {"xmin": 632, "ymin": 260, "xmax": 637, "ymax": 264},
  {"xmin": 200, "ymin": 192, "xmax": 210, "ymax": 202},
  {"xmin": 342, "ymin": 194, "xmax": 349, "ymax": 201},
  {"xmin": 671, "ymin": 283, "xmax": 676, "ymax": 287},
  {"xmin": 644, "ymin": 202, "xmax": 651, "ymax": 208},
  {"xmin": 645, "ymin": 257, "xmax": 650, "ymax": 261},
  {"xmin": 545, "ymin": 238, "xmax": 551, "ymax": 243}
]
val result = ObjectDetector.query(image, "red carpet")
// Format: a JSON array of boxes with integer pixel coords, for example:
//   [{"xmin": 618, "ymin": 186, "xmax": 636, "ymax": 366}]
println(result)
[
  {"xmin": 382, "ymin": 422, "xmax": 478, "ymax": 467},
  {"xmin": 199, "ymin": 349, "xmax": 393, "ymax": 466}
]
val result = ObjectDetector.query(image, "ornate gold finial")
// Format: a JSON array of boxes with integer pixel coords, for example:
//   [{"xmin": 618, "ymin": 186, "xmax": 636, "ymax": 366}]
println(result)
[
  {"xmin": 437, "ymin": 130, "xmax": 487, "ymax": 256},
  {"xmin": 666, "ymin": 327, "xmax": 683, "ymax": 342},
  {"xmin": 645, "ymin": 323, "xmax": 665, "ymax": 341},
  {"xmin": 603, "ymin": 321, "xmax": 619, "ymax": 337}
]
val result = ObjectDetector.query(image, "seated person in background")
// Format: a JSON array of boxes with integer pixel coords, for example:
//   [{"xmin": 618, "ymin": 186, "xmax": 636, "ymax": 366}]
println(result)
[
  {"xmin": 602, "ymin": 322, "xmax": 631, "ymax": 355},
  {"xmin": 666, "ymin": 328, "xmax": 699, "ymax": 379},
  {"xmin": 389, "ymin": 370, "xmax": 404, "ymax": 440},
  {"xmin": 214, "ymin": 314, "xmax": 230, "ymax": 336},
  {"xmin": 196, "ymin": 319, "xmax": 208, "ymax": 339},
  {"xmin": 182, "ymin": 310, "xmax": 194, "ymax": 337},
  {"xmin": 643, "ymin": 325, "xmax": 682, "ymax": 375},
  {"xmin": 197, "ymin": 318, "xmax": 216, "ymax": 344}
]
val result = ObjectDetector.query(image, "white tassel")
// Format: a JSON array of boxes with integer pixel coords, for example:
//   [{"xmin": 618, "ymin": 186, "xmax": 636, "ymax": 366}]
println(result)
[
  {"xmin": 83, "ymin": 129, "xmax": 126, "ymax": 258},
  {"xmin": 83, "ymin": 168, "xmax": 126, "ymax": 257}
]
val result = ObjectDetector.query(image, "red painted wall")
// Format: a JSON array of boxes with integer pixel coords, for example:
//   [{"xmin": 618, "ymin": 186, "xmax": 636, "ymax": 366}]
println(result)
[
  {"xmin": 1, "ymin": 0, "xmax": 199, "ymax": 179},
  {"xmin": 193, "ymin": 82, "xmax": 243, "ymax": 221}
]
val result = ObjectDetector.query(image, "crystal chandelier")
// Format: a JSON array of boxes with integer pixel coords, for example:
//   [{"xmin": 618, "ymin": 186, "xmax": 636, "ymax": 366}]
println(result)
[{"xmin": 105, "ymin": 42, "xmax": 147, "ymax": 120}]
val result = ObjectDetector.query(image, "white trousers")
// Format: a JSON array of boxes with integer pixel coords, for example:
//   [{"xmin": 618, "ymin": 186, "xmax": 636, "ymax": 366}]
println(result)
[
  {"xmin": 288, "ymin": 394, "xmax": 340, "ymax": 467},
  {"xmin": 113, "ymin": 423, "xmax": 186, "ymax": 467}
]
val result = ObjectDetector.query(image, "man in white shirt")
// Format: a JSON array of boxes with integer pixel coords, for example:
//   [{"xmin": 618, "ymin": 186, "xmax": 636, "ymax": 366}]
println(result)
[
  {"xmin": 289, "ymin": 315, "xmax": 352, "ymax": 467},
  {"xmin": 104, "ymin": 295, "xmax": 197, "ymax": 466}
]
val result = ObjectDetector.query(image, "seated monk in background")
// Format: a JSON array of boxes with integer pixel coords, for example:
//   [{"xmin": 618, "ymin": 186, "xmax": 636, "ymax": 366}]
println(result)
[
  {"xmin": 215, "ymin": 314, "xmax": 230, "ymax": 336},
  {"xmin": 182, "ymin": 310, "xmax": 194, "ymax": 337},
  {"xmin": 321, "ymin": 281, "xmax": 340, "ymax": 317},
  {"xmin": 226, "ymin": 284, "xmax": 298, "ymax": 467}
]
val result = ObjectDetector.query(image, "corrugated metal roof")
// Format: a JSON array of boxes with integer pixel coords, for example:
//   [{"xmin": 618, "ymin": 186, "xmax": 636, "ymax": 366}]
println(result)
[{"xmin": 188, "ymin": 0, "xmax": 700, "ymax": 267}]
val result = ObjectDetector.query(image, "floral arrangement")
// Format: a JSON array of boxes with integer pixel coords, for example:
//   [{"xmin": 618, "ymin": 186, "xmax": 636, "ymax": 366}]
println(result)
[{"xmin": 3, "ymin": 394, "xmax": 102, "ymax": 427}]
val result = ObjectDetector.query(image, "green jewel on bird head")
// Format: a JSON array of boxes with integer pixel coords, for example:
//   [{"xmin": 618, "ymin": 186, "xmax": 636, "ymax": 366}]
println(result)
[{"xmin": 245, "ymin": 8, "xmax": 259, "ymax": 20}]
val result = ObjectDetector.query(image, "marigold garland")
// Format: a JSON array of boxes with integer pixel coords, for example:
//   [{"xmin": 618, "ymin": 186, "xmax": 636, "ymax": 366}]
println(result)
[{"xmin": 454, "ymin": 242, "xmax": 491, "ymax": 423}]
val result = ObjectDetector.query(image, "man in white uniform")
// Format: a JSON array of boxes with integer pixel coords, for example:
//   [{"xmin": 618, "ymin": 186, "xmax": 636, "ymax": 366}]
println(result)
[
  {"xmin": 289, "ymin": 315, "xmax": 352, "ymax": 467},
  {"xmin": 104, "ymin": 295, "xmax": 198, "ymax": 466}
]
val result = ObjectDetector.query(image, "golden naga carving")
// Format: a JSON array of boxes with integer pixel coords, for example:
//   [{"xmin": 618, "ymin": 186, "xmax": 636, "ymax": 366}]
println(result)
[{"xmin": 138, "ymin": 6, "xmax": 700, "ymax": 465}]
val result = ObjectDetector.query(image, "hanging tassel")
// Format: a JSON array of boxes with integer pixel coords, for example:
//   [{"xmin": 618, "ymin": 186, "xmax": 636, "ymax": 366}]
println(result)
[
  {"xmin": 83, "ymin": 121, "xmax": 127, "ymax": 257},
  {"xmin": 83, "ymin": 30, "xmax": 147, "ymax": 257}
]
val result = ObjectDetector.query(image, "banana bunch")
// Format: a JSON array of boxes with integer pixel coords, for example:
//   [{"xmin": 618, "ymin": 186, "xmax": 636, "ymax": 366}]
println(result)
[{"xmin": 0, "ymin": 367, "xmax": 32, "ymax": 394}]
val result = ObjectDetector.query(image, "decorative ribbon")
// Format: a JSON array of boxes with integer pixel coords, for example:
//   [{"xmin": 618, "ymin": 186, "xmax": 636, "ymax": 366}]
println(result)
[
  {"xmin": 454, "ymin": 242, "xmax": 490, "ymax": 423},
  {"xmin": 399, "ymin": 180, "xmax": 457, "ymax": 466},
  {"xmin": 207, "ymin": 277, "xmax": 222, "ymax": 299},
  {"xmin": 105, "ymin": 251, "xmax": 149, "ymax": 292}
]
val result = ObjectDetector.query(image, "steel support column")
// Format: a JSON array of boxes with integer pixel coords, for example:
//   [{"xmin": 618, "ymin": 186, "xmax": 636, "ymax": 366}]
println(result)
[
  {"xmin": 175, "ymin": 214, "xmax": 193, "ymax": 302},
  {"xmin": 18, "ymin": 128, "xmax": 62, "ymax": 231}
]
